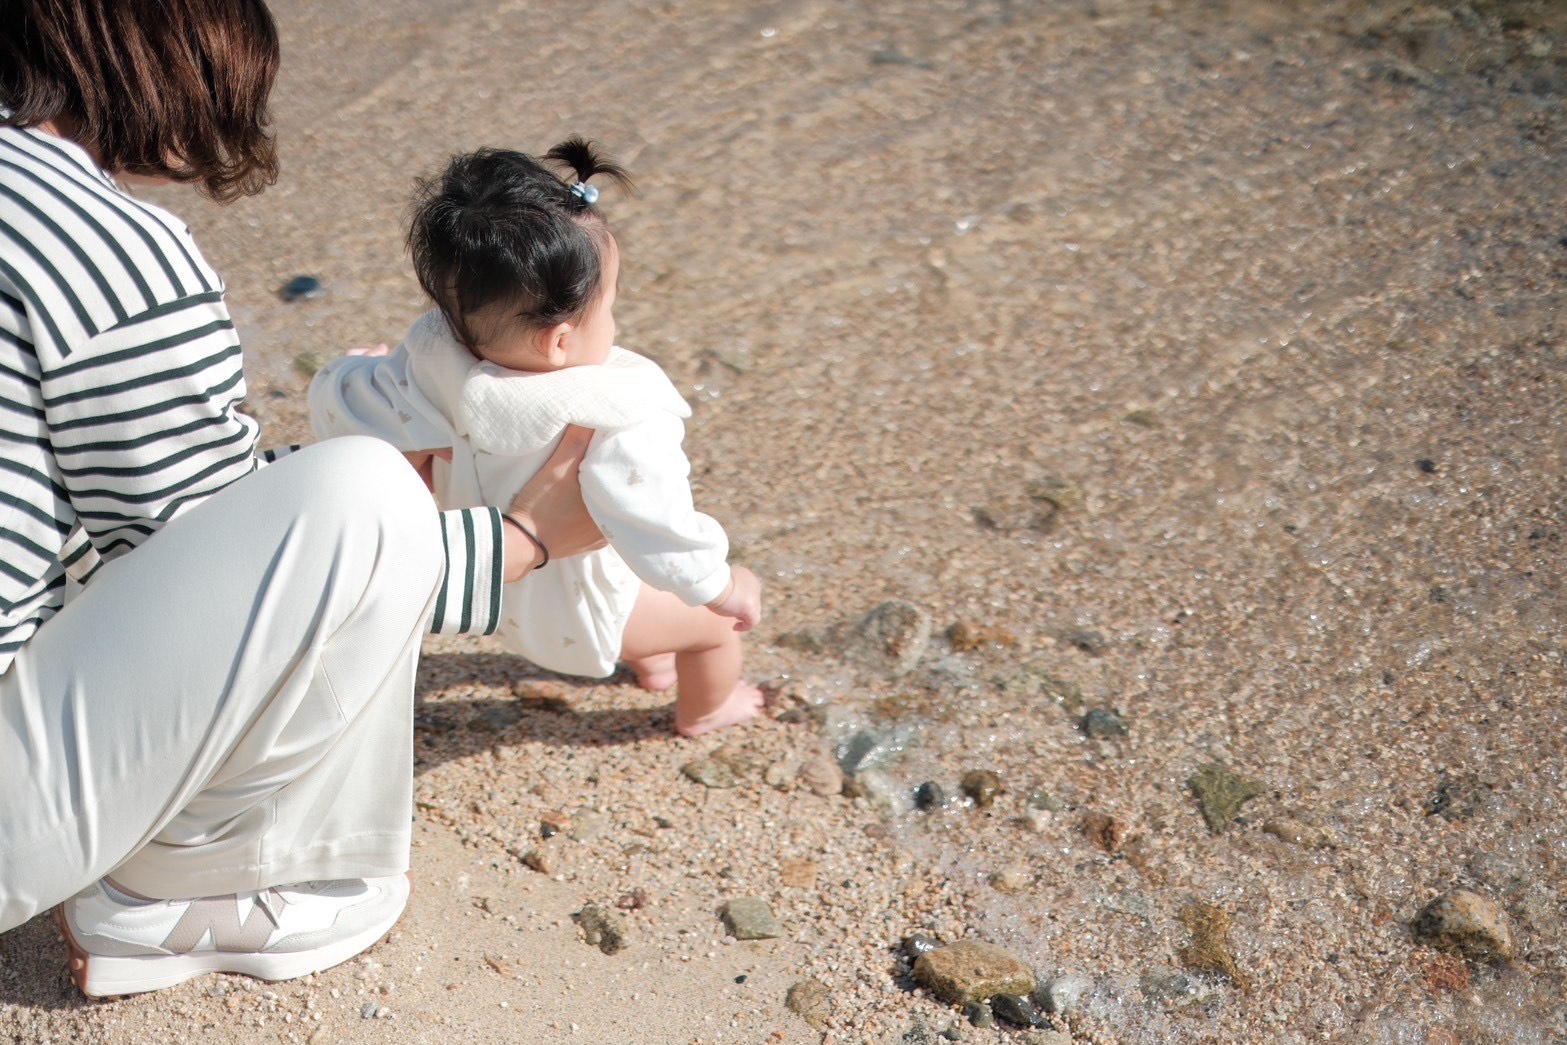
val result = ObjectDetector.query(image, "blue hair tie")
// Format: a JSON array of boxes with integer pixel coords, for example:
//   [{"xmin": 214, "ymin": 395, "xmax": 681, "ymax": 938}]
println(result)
[{"xmin": 571, "ymin": 182, "xmax": 599, "ymax": 205}]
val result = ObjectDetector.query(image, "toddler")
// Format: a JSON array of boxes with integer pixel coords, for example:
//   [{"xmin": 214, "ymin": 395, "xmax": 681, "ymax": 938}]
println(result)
[{"xmin": 309, "ymin": 139, "xmax": 763, "ymax": 737}]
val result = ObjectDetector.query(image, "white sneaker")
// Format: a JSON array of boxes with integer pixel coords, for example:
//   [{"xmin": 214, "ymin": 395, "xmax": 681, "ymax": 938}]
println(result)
[{"xmin": 56, "ymin": 875, "xmax": 410, "ymax": 998}]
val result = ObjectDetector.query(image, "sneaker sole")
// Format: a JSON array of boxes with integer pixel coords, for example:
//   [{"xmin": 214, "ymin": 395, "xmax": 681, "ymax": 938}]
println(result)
[{"xmin": 57, "ymin": 875, "xmax": 410, "ymax": 999}]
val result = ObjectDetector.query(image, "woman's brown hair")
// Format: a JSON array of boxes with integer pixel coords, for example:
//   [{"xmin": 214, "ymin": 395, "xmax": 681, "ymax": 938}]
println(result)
[{"xmin": 0, "ymin": 0, "xmax": 281, "ymax": 201}]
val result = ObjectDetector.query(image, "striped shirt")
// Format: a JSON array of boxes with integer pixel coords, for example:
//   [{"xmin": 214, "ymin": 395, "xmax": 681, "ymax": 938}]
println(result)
[{"xmin": 0, "ymin": 123, "xmax": 503, "ymax": 673}]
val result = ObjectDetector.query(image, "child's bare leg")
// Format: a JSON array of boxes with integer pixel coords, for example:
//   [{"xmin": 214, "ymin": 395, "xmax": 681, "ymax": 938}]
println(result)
[
  {"xmin": 621, "ymin": 585, "xmax": 762, "ymax": 737},
  {"xmin": 625, "ymin": 651, "xmax": 677, "ymax": 691}
]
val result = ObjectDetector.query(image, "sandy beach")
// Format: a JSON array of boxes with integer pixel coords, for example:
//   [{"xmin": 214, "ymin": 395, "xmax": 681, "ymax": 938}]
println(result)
[{"xmin": 3, "ymin": 0, "xmax": 1565, "ymax": 1041}]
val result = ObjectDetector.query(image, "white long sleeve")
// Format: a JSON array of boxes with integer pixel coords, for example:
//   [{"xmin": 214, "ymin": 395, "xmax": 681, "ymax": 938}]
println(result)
[{"xmin": 578, "ymin": 410, "xmax": 731, "ymax": 607}]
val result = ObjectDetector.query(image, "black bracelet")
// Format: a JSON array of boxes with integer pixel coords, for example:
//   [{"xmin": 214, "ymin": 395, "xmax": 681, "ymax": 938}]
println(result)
[{"xmin": 501, "ymin": 513, "xmax": 550, "ymax": 569}]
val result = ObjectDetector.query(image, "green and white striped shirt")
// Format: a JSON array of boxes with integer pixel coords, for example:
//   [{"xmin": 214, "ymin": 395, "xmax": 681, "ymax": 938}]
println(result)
[{"xmin": 0, "ymin": 123, "xmax": 503, "ymax": 672}]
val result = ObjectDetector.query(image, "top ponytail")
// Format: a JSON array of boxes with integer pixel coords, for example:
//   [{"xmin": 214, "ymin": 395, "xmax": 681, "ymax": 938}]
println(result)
[{"xmin": 544, "ymin": 136, "xmax": 633, "ymax": 208}]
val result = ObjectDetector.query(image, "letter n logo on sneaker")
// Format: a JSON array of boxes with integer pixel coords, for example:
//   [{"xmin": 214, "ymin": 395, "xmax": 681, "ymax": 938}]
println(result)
[{"xmin": 162, "ymin": 892, "xmax": 281, "ymax": 953}]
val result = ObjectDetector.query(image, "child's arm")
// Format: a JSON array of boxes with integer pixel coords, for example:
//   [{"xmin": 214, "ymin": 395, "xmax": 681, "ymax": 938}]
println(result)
[
  {"xmin": 704, "ymin": 565, "xmax": 762, "ymax": 632},
  {"xmin": 307, "ymin": 340, "xmax": 453, "ymax": 452},
  {"xmin": 577, "ymin": 412, "xmax": 738, "ymax": 610}
]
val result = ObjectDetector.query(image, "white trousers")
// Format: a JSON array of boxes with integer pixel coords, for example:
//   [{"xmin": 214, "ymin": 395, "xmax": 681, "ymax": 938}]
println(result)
[{"xmin": 0, "ymin": 437, "xmax": 442, "ymax": 933}]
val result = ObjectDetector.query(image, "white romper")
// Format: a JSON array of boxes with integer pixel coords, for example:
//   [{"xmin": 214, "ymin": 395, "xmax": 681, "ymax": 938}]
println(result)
[{"xmin": 309, "ymin": 311, "xmax": 733, "ymax": 677}]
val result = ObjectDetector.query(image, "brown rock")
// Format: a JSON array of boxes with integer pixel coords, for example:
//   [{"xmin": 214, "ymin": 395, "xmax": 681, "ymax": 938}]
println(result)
[
  {"xmin": 779, "ymin": 858, "xmax": 819, "ymax": 889},
  {"xmin": 1412, "ymin": 889, "xmax": 1516, "ymax": 963},
  {"xmin": 949, "ymin": 621, "xmax": 1017, "ymax": 651},
  {"xmin": 1081, "ymin": 812, "xmax": 1133, "ymax": 854},
  {"xmin": 912, "ymin": 940, "xmax": 1036, "ymax": 1005},
  {"xmin": 1178, "ymin": 902, "xmax": 1251, "ymax": 994},
  {"xmin": 785, "ymin": 978, "xmax": 832, "ymax": 1031},
  {"xmin": 798, "ymin": 754, "xmax": 844, "ymax": 796},
  {"xmin": 961, "ymin": 770, "xmax": 1006, "ymax": 809}
]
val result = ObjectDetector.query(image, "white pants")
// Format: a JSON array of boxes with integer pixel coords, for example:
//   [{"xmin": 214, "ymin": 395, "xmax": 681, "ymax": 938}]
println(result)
[{"xmin": 0, "ymin": 437, "xmax": 442, "ymax": 933}]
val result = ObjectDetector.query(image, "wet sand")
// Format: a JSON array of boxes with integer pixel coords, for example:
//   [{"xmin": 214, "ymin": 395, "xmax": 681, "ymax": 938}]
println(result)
[{"xmin": 2, "ymin": 1, "xmax": 1565, "ymax": 1041}]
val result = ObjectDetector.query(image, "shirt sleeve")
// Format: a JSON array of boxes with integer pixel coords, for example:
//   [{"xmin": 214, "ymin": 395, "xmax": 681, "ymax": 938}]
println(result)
[
  {"xmin": 579, "ymin": 412, "xmax": 731, "ymax": 606},
  {"xmin": 40, "ymin": 291, "xmax": 264, "ymax": 567},
  {"xmin": 429, "ymin": 506, "xmax": 505, "ymax": 635}
]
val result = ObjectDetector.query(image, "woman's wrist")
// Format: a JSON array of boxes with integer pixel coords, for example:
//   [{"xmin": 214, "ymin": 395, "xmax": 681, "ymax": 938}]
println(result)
[{"xmin": 501, "ymin": 510, "xmax": 549, "ymax": 582}]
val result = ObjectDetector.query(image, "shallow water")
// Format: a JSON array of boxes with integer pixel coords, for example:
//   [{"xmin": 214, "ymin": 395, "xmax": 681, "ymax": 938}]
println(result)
[{"xmin": 159, "ymin": 0, "xmax": 1567, "ymax": 1039}]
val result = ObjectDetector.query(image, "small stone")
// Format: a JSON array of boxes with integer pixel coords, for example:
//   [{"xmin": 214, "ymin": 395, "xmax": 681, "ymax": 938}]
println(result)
[
  {"xmin": 521, "ymin": 840, "xmax": 560, "ymax": 874},
  {"xmin": 836, "ymin": 728, "xmax": 905, "ymax": 775},
  {"xmin": 797, "ymin": 754, "xmax": 843, "ymax": 796},
  {"xmin": 1262, "ymin": 818, "xmax": 1332, "ymax": 849},
  {"xmin": 914, "ymin": 781, "xmax": 945, "ymax": 809},
  {"xmin": 948, "ymin": 621, "xmax": 1017, "ymax": 651},
  {"xmin": 1412, "ymin": 889, "xmax": 1516, "ymax": 963},
  {"xmin": 567, "ymin": 811, "xmax": 610, "ymax": 842},
  {"xmin": 962, "ymin": 999, "xmax": 994, "ymax": 1028},
  {"xmin": 990, "ymin": 993, "xmax": 1043, "ymax": 1028},
  {"xmin": 785, "ymin": 978, "xmax": 832, "ymax": 1031},
  {"xmin": 1081, "ymin": 812, "xmax": 1133, "ymax": 854},
  {"xmin": 615, "ymin": 887, "xmax": 650, "ymax": 910},
  {"xmin": 1188, "ymin": 762, "xmax": 1264, "ymax": 833},
  {"xmin": 763, "ymin": 760, "xmax": 793, "ymax": 789},
  {"xmin": 539, "ymin": 810, "xmax": 570, "ymax": 839},
  {"xmin": 1178, "ymin": 902, "xmax": 1251, "ymax": 993},
  {"xmin": 845, "ymin": 768, "xmax": 913, "ymax": 816},
  {"xmin": 720, "ymin": 897, "xmax": 784, "ymax": 940},
  {"xmin": 913, "ymin": 940, "xmax": 1036, "ymax": 1005},
  {"xmin": 779, "ymin": 858, "xmax": 818, "ymax": 889},
  {"xmin": 1081, "ymin": 707, "xmax": 1128, "ymax": 738},
  {"xmin": 1028, "ymin": 789, "xmax": 1065, "ymax": 812},
  {"xmin": 961, "ymin": 769, "xmax": 1005, "ymax": 809},
  {"xmin": 1123, "ymin": 408, "xmax": 1160, "ymax": 427},
  {"xmin": 280, "ymin": 274, "xmax": 324, "ymax": 302},
  {"xmin": 1021, "ymin": 1032, "xmax": 1073, "ymax": 1045},
  {"xmin": 1035, "ymin": 974, "xmax": 1093, "ymax": 1015},
  {"xmin": 292, "ymin": 352, "xmax": 324, "ymax": 378},
  {"xmin": 848, "ymin": 600, "xmax": 932, "ymax": 676},
  {"xmin": 682, "ymin": 757, "xmax": 737, "ymax": 789},
  {"xmin": 1063, "ymin": 628, "xmax": 1107, "ymax": 655},
  {"xmin": 902, "ymin": 933, "xmax": 942, "ymax": 959},
  {"xmin": 1424, "ymin": 773, "xmax": 1493, "ymax": 821},
  {"xmin": 573, "ymin": 904, "xmax": 629, "ymax": 954},
  {"xmin": 360, "ymin": 1001, "xmax": 379, "ymax": 1019},
  {"xmin": 990, "ymin": 865, "xmax": 1032, "ymax": 894}
]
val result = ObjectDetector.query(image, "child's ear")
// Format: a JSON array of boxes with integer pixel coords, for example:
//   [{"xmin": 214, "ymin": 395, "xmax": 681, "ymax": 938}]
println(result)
[{"xmin": 539, "ymin": 322, "xmax": 572, "ymax": 367}]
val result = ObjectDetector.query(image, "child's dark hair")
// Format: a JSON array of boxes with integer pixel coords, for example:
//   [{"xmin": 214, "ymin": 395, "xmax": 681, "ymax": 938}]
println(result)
[{"xmin": 407, "ymin": 136, "xmax": 632, "ymax": 351}]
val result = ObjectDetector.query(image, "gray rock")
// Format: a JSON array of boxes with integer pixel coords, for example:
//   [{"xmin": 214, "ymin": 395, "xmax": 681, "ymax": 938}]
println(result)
[
  {"xmin": 847, "ymin": 600, "xmax": 932, "ymax": 676},
  {"xmin": 573, "ymin": 903, "xmax": 629, "ymax": 954},
  {"xmin": 1188, "ymin": 762, "xmax": 1264, "ymax": 833},
  {"xmin": 914, "ymin": 781, "xmax": 945, "ymax": 809},
  {"xmin": 1081, "ymin": 707, "xmax": 1128, "ymax": 738},
  {"xmin": 990, "ymin": 993, "xmax": 1043, "ymax": 1027},
  {"xmin": 962, "ymin": 999, "xmax": 994, "ymax": 1028},
  {"xmin": 797, "ymin": 754, "xmax": 844, "ymax": 796},
  {"xmin": 913, "ymin": 940, "xmax": 1036, "ymax": 1005},
  {"xmin": 360, "ymin": 1001, "xmax": 379, "ymax": 1019},
  {"xmin": 846, "ymin": 768, "xmax": 913, "ymax": 817},
  {"xmin": 836, "ymin": 727, "xmax": 906, "ymax": 775},
  {"xmin": 280, "ymin": 274, "xmax": 324, "ymax": 302},
  {"xmin": 720, "ymin": 897, "xmax": 785, "ymax": 940},
  {"xmin": 1035, "ymin": 973, "xmax": 1093, "ymax": 1014},
  {"xmin": 682, "ymin": 757, "xmax": 737, "ymax": 789},
  {"xmin": 1412, "ymin": 889, "xmax": 1516, "ymax": 962},
  {"xmin": 785, "ymin": 978, "xmax": 831, "ymax": 1031},
  {"xmin": 902, "ymin": 933, "xmax": 942, "ymax": 958}
]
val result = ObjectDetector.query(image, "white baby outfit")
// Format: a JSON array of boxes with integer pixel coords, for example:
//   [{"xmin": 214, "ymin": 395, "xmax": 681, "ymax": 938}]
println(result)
[{"xmin": 309, "ymin": 310, "xmax": 732, "ymax": 677}]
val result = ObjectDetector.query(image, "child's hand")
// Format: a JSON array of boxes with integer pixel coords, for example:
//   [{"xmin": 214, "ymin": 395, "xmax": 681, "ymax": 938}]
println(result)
[{"xmin": 707, "ymin": 566, "xmax": 762, "ymax": 632}]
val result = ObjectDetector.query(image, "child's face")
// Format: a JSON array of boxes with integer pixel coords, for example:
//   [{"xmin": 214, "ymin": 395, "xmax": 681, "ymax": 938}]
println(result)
[{"xmin": 477, "ymin": 235, "xmax": 620, "ymax": 372}]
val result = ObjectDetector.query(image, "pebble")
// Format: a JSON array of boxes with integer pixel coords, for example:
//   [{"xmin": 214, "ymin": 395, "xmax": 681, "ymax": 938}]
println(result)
[
  {"xmin": 962, "ymin": 999, "xmax": 994, "ymax": 1028},
  {"xmin": 720, "ymin": 897, "xmax": 785, "ymax": 940},
  {"xmin": 1062, "ymin": 628, "xmax": 1107, "ymax": 655},
  {"xmin": 914, "ymin": 780, "xmax": 945, "ymax": 809},
  {"xmin": 1081, "ymin": 707, "xmax": 1129, "ymax": 738},
  {"xmin": 359, "ymin": 1002, "xmax": 378, "ymax": 1020},
  {"xmin": 902, "ymin": 933, "xmax": 942, "ymax": 959},
  {"xmin": 847, "ymin": 600, "xmax": 932, "ymax": 676},
  {"xmin": 846, "ymin": 768, "xmax": 913, "ymax": 817},
  {"xmin": 1178, "ymin": 902, "xmax": 1251, "ymax": 993},
  {"xmin": 1412, "ymin": 889, "xmax": 1516, "ymax": 962},
  {"xmin": 836, "ymin": 727, "xmax": 906, "ymax": 775},
  {"xmin": 989, "ymin": 866, "xmax": 1032, "ymax": 894},
  {"xmin": 520, "ymin": 840, "xmax": 560, "ymax": 874},
  {"xmin": 784, "ymin": 979, "xmax": 832, "ymax": 1031},
  {"xmin": 1261, "ymin": 818, "xmax": 1332, "ymax": 849},
  {"xmin": 948, "ymin": 621, "xmax": 1017, "ymax": 651},
  {"xmin": 779, "ymin": 858, "xmax": 818, "ymax": 888},
  {"xmin": 913, "ymin": 940, "xmax": 1036, "ymax": 1005},
  {"xmin": 1188, "ymin": 762, "xmax": 1264, "ymax": 833},
  {"xmin": 1081, "ymin": 812, "xmax": 1133, "ymax": 854},
  {"xmin": 990, "ymin": 992, "xmax": 1043, "ymax": 1028},
  {"xmin": 567, "ymin": 811, "xmax": 610, "ymax": 842},
  {"xmin": 573, "ymin": 904, "xmax": 629, "ymax": 954},
  {"xmin": 1035, "ymin": 974, "xmax": 1093, "ymax": 1015},
  {"xmin": 797, "ymin": 754, "xmax": 843, "ymax": 796},
  {"xmin": 681, "ymin": 757, "xmax": 737, "ymax": 789},
  {"xmin": 960, "ymin": 769, "xmax": 1005, "ymax": 809},
  {"xmin": 279, "ymin": 274, "xmax": 324, "ymax": 301}
]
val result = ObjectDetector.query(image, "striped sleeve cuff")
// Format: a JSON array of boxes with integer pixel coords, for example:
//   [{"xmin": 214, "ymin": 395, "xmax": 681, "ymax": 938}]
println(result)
[{"xmin": 429, "ymin": 507, "xmax": 504, "ymax": 635}]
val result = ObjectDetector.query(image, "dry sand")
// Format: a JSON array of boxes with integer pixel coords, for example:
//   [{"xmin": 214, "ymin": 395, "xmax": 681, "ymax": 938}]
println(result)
[{"xmin": 3, "ymin": 1, "xmax": 1566, "ymax": 1042}]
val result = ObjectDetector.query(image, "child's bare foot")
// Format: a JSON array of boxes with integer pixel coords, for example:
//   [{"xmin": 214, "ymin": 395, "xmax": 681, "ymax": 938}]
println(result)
[
  {"xmin": 627, "ymin": 653, "xmax": 677, "ymax": 691},
  {"xmin": 674, "ymin": 682, "xmax": 764, "ymax": 738}
]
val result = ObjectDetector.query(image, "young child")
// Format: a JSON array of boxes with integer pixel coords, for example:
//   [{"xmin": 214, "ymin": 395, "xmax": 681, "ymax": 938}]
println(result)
[{"xmin": 309, "ymin": 139, "xmax": 763, "ymax": 737}]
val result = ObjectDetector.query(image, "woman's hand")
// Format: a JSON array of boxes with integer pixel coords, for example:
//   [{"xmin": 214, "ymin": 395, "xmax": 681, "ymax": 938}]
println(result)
[{"xmin": 502, "ymin": 425, "xmax": 604, "ymax": 582}]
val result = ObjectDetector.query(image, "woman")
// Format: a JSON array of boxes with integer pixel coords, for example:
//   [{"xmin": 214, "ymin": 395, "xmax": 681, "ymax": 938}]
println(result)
[{"xmin": 0, "ymin": 0, "xmax": 598, "ymax": 997}]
